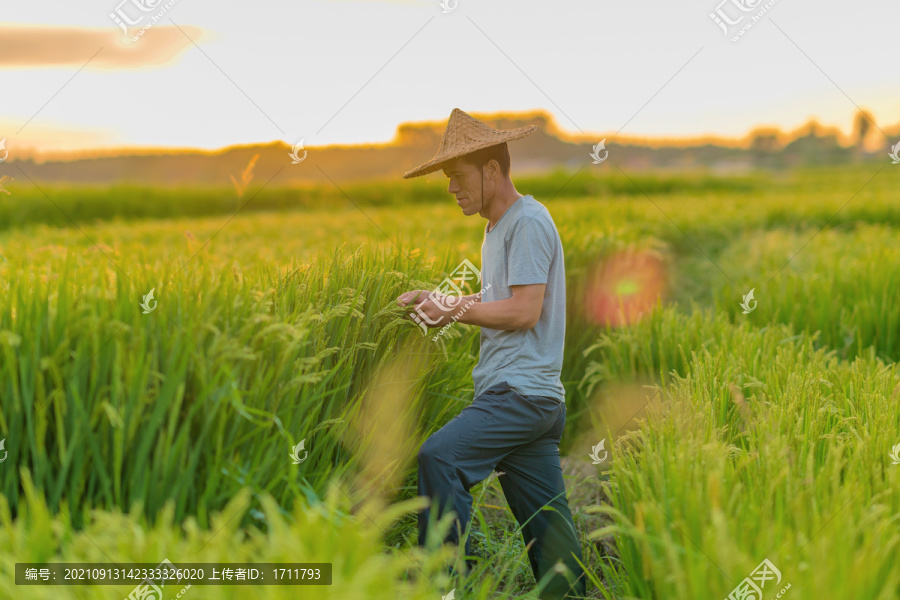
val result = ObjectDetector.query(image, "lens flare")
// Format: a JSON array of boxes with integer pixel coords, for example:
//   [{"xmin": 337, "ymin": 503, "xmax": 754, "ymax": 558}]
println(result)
[{"xmin": 583, "ymin": 249, "xmax": 667, "ymax": 327}]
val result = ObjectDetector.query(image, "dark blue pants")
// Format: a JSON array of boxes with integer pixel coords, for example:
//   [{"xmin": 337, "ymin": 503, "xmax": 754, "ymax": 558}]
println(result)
[{"xmin": 417, "ymin": 380, "xmax": 587, "ymax": 599}]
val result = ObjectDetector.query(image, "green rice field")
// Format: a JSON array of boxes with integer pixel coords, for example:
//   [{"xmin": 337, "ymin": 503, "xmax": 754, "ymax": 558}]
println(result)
[{"xmin": 1, "ymin": 164, "xmax": 899, "ymax": 599}]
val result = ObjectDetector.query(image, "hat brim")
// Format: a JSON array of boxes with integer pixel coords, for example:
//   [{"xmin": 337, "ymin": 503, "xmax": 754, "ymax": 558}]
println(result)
[{"xmin": 402, "ymin": 125, "xmax": 536, "ymax": 179}]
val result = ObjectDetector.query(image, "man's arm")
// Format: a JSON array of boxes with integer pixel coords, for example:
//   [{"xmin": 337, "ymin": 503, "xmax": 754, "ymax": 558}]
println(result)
[
  {"xmin": 399, "ymin": 289, "xmax": 481, "ymax": 308},
  {"xmin": 457, "ymin": 292, "xmax": 484, "ymax": 304},
  {"xmin": 455, "ymin": 284, "xmax": 545, "ymax": 330}
]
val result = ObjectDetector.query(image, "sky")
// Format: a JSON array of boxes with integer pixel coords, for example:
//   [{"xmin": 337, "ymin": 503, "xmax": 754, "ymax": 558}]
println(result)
[{"xmin": 0, "ymin": 0, "xmax": 898, "ymax": 157}]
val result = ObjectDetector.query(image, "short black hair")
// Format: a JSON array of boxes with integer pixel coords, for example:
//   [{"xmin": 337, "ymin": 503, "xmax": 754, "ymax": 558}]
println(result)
[{"xmin": 457, "ymin": 142, "xmax": 510, "ymax": 178}]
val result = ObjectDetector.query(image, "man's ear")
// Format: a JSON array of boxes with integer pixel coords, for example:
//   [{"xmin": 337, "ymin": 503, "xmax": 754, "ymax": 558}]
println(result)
[{"xmin": 487, "ymin": 158, "xmax": 499, "ymax": 181}]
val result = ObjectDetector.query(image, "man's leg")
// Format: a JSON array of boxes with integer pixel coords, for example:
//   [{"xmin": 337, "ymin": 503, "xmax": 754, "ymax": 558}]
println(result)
[
  {"xmin": 417, "ymin": 381, "xmax": 521, "ymax": 561},
  {"xmin": 496, "ymin": 396, "xmax": 587, "ymax": 599}
]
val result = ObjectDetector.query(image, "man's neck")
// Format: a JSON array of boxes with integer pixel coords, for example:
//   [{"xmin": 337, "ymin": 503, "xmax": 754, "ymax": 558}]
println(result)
[{"xmin": 486, "ymin": 191, "xmax": 524, "ymax": 231}]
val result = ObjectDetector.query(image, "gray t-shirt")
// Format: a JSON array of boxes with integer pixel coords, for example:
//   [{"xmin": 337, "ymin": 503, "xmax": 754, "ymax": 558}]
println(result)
[{"xmin": 471, "ymin": 194, "xmax": 566, "ymax": 403}]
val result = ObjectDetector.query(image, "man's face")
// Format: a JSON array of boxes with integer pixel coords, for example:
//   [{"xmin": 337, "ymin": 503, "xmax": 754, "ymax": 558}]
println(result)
[{"xmin": 442, "ymin": 159, "xmax": 483, "ymax": 216}]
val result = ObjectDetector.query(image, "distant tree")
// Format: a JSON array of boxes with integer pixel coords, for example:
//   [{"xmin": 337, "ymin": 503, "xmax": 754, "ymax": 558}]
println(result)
[
  {"xmin": 853, "ymin": 109, "xmax": 875, "ymax": 157},
  {"xmin": 806, "ymin": 120, "xmax": 819, "ymax": 138},
  {"xmin": 782, "ymin": 120, "xmax": 850, "ymax": 166},
  {"xmin": 748, "ymin": 129, "xmax": 782, "ymax": 168},
  {"xmin": 749, "ymin": 130, "xmax": 781, "ymax": 153}
]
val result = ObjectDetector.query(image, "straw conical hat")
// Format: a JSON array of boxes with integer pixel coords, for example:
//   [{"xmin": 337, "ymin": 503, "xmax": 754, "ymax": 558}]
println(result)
[{"xmin": 402, "ymin": 108, "xmax": 537, "ymax": 179}]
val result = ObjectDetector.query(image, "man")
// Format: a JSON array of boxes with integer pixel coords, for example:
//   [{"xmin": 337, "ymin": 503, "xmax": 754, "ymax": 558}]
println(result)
[{"xmin": 396, "ymin": 108, "xmax": 587, "ymax": 599}]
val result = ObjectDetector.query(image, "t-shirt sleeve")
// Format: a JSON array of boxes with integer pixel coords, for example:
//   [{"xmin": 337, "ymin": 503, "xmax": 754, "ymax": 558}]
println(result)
[{"xmin": 507, "ymin": 213, "xmax": 554, "ymax": 286}]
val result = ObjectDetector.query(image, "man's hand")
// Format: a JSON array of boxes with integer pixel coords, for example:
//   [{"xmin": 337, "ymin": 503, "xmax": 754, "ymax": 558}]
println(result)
[
  {"xmin": 413, "ymin": 294, "xmax": 454, "ymax": 328},
  {"xmin": 396, "ymin": 289, "xmax": 431, "ymax": 307},
  {"xmin": 396, "ymin": 289, "xmax": 455, "ymax": 329}
]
